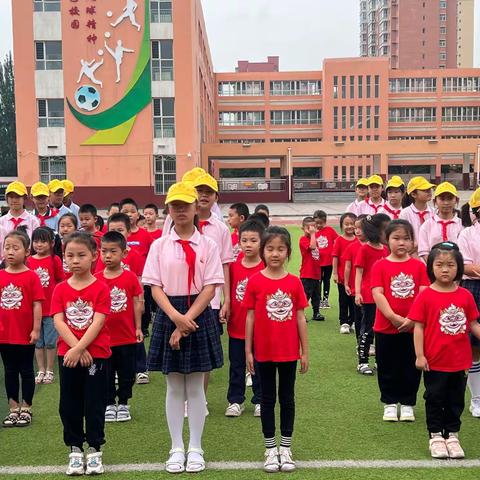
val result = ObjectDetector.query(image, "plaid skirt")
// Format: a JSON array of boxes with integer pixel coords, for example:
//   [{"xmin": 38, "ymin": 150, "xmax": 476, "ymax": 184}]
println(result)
[
  {"xmin": 462, "ymin": 280, "xmax": 480, "ymax": 348},
  {"xmin": 147, "ymin": 295, "xmax": 224, "ymax": 374}
]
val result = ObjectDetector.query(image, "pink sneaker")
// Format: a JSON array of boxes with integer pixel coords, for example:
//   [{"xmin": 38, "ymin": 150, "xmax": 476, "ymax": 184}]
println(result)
[
  {"xmin": 446, "ymin": 434, "xmax": 465, "ymax": 459},
  {"xmin": 429, "ymin": 435, "xmax": 448, "ymax": 459}
]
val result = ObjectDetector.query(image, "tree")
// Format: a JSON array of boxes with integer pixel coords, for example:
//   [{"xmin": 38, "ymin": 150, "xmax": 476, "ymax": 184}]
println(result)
[{"xmin": 0, "ymin": 53, "xmax": 17, "ymax": 176}]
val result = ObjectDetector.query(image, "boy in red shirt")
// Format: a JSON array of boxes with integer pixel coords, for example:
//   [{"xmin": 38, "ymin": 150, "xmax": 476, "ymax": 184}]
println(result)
[
  {"xmin": 79, "ymin": 204, "xmax": 103, "ymax": 251},
  {"xmin": 299, "ymin": 217, "xmax": 324, "ymax": 321},
  {"xmin": 95, "ymin": 231, "xmax": 143, "ymax": 423},
  {"xmin": 143, "ymin": 204, "xmax": 162, "ymax": 241},
  {"xmin": 228, "ymin": 202, "xmax": 250, "ymax": 261},
  {"xmin": 313, "ymin": 210, "xmax": 339, "ymax": 309},
  {"xmin": 225, "ymin": 219, "xmax": 264, "ymax": 418}
]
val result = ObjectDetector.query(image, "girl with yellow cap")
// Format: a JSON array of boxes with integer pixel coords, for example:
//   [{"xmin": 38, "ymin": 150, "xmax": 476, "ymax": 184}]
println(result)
[
  {"xmin": 357, "ymin": 175, "xmax": 385, "ymax": 215},
  {"xmin": 379, "ymin": 176, "xmax": 405, "ymax": 220}
]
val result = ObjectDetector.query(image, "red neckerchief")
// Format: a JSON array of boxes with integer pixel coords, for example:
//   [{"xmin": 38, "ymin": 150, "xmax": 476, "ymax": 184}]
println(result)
[
  {"xmin": 35, "ymin": 207, "xmax": 59, "ymax": 226},
  {"xmin": 438, "ymin": 219, "xmax": 455, "ymax": 241},
  {"xmin": 382, "ymin": 203, "xmax": 401, "ymax": 219},
  {"xmin": 198, "ymin": 220, "xmax": 210, "ymax": 234},
  {"xmin": 176, "ymin": 239, "xmax": 197, "ymax": 306},
  {"xmin": 415, "ymin": 210, "xmax": 429, "ymax": 225},
  {"xmin": 9, "ymin": 217, "xmax": 24, "ymax": 229},
  {"xmin": 367, "ymin": 200, "xmax": 383, "ymax": 214}
]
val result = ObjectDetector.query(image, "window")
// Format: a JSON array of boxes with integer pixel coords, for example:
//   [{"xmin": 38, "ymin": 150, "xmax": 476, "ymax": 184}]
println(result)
[
  {"xmin": 334, "ymin": 166, "xmax": 339, "ymax": 180},
  {"xmin": 366, "ymin": 106, "xmax": 371, "ymax": 128},
  {"xmin": 374, "ymin": 105, "xmax": 380, "ymax": 128},
  {"xmin": 440, "ymin": 14, "xmax": 447, "ymax": 21},
  {"xmin": 440, "ymin": 53, "xmax": 447, "ymax": 61},
  {"xmin": 218, "ymin": 111, "xmax": 265, "ymax": 126},
  {"xmin": 333, "ymin": 76, "xmax": 338, "ymax": 99},
  {"xmin": 358, "ymin": 106, "xmax": 363, "ymax": 128},
  {"xmin": 38, "ymin": 99, "xmax": 64, "ymax": 127},
  {"xmin": 440, "ymin": 1, "xmax": 447, "ymax": 8},
  {"xmin": 358, "ymin": 75, "xmax": 363, "ymax": 99},
  {"xmin": 341, "ymin": 107, "xmax": 346, "ymax": 129},
  {"xmin": 366, "ymin": 75, "xmax": 371, "ymax": 98},
  {"xmin": 442, "ymin": 106, "xmax": 480, "ymax": 122},
  {"xmin": 350, "ymin": 76, "xmax": 355, "ymax": 99},
  {"xmin": 150, "ymin": 1, "xmax": 172, "ymax": 23},
  {"xmin": 269, "ymin": 80, "xmax": 321, "ymax": 96},
  {"xmin": 440, "ymin": 26, "xmax": 447, "ymax": 34},
  {"xmin": 389, "ymin": 107, "xmax": 436, "ymax": 122},
  {"xmin": 220, "ymin": 139, "xmax": 265, "ymax": 144},
  {"xmin": 154, "ymin": 155, "xmax": 176, "ymax": 194},
  {"xmin": 219, "ymin": 81, "xmax": 264, "ymax": 96},
  {"xmin": 443, "ymin": 77, "xmax": 480, "ymax": 92},
  {"xmin": 39, "ymin": 156, "xmax": 66, "ymax": 183},
  {"xmin": 153, "ymin": 98, "xmax": 175, "ymax": 137},
  {"xmin": 374, "ymin": 75, "xmax": 380, "ymax": 97},
  {"xmin": 34, "ymin": 0, "xmax": 60, "ymax": 12},
  {"xmin": 151, "ymin": 40, "xmax": 173, "ymax": 81},
  {"xmin": 270, "ymin": 110, "xmax": 321, "ymax": 125},
  {"xmin": 341, "ymin": 76, "xmax": 346, "ymax": 99},
  {"xmin": 439, "ymin": 40, "xmax": 446, "ymax": 47},
  {"xmin": 389, "ymin": 77, "xmax": 436, "ymax": 93},
  {"xmin": 35, "ymin": 41, "xmax": 62, "ymax": 70},
  {"xmin": 333, "ymin": 107, "xmax": 338, "ymax": 129},
  {"xmin": 350, "ymin": 106, "xmax": 355, "ymax": 129}
]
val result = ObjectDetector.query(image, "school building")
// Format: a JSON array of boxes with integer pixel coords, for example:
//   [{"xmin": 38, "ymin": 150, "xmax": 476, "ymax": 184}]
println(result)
[{"xmin": 12, "ymin": 0, "xmax": 480, "ymax": 205}]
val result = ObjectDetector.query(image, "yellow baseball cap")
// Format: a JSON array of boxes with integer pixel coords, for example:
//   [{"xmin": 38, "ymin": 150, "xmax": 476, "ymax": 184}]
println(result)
[
  {"xmin": 5, "ymin": 181, "xmax": 27, "ymax": 196},
  {"xmin": 406, "ymin": 176, "xmax": 435, "ymax": 195},
  {"xmin": 469, "ymin": 188, "xmax": 480, "ymax": 209},
  {"xmin": 182, "ymin": 168, "xmax": 206, "ymax": 183},
  {"xmin": 356, "ymin": 178, "xmax": 369, "ymax": 187},
  {"xmin": 165, "ymin": 182, "xmax": 199, "ymax": 205},
  {"xmin": 48, "ymin": 179, "xmax": 64, "ymax": 193},
  {"xmin": 192, "ymin": 173, "xmax": 219, "ymax": 193},
  {"xmin": 62, "ymin": 179, "xmax": 75, "ymax": 194},
  {"xmin": 434, "ymin": 182, "xmax": 458, "ymax": 198},
  {"xmin": 30, "ymin": 182, "xmax": 50, "ymax": 197},
  {"xmin": 367, "ymin": 174, "xmax": 384, "ymax": 186},
  {"xmin": 386, "ymin": 175, "xmax": 405, "ymax": 190}
]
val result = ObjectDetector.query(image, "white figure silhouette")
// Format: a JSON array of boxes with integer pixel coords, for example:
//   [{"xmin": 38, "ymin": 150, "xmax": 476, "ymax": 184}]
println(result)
[
  {"xmin": 110, "ymin": 0, "xmax": 141, "ymax": 31},
  {"xmin": 77, "ymin": 58, "xmax": 104, "ymax": 88},
  {"xmin": 104, "ymin": 40, "xmax": 134, "ymax": 83}
]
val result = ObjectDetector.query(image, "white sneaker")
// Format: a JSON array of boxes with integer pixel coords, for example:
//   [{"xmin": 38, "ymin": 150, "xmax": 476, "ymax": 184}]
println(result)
[
  {"xmin": 264, "ymin": 447, "xmax": 280, "ymax": 473},
  {"xmin": 104, "ymin": 404, "xmax": 117, "ymax": 423},
  {"xmin": 470, "ymin": 396, "xmax": 480, "ymax": 417},
  {"xmin": 254, "ymin": 404, "xmax": 261, "ymax": 417},
  {"xmin": 66, "ymin": 447, "xmax": 84, "ymax": 476},
  {"xmin": 85, "ymin": 448, "xmax": 104, "ymax": 475},
  {"xmin": 399, "ymin": 405, "xmax": 415, "ymax": 422},
  {"xmin": 357, "ymin": 363, "xmax": 374, "ymax": 375},
  {"xmin": 225, "ymin": 403, "xmax": 245, "ymax": 417},
  {"xmin": 117, "ymin": 404, "xmax": 131, "ymax": 422},
  {"xmin": 383, "ymin": 404, "xmax": 398, "ymax": 422},
  {"xmin": 246, "ymin": 371, "xmax": 253, "ymax": 387},
  {"xmin": 135, "ymin": 372, "xmax": 149, "ymax": 384},
  {"xmin": 445, "ymin": 433, "xmax": 465, "ymax": 459},
  {"xmin": 278, "ymin": 447, "xmax": 296, "ymax": 472},
  {"xmin": 429, "ymin": 434, "xmax": 448, "ymax": 459},
  {"xmin": 340, "ymin": 323, "xmax": 350, "ymax": 334}
]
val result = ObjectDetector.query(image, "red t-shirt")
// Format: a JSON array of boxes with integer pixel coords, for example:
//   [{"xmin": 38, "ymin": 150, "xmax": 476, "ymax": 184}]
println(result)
[
  {"xmin": 26, "ymin": 255, "xmax": 65, "ymax": 316},
  {"xmin": 315, "ymin": 226, "xmax": 339, "ymax": 267},
  {"xmin": 51, "ymin": 279, "xmax": 111, "ymax": 358},
  {"xmin": 0, "ymin": 270, "xmax": 45, "ymax": 344},
  {"xmin": 408, "ymin": 287, "xmax": 479, "ymax": 371},
  {"xmin": 354, "ymin": 243, "xmax": 389, "ymax": 304},
  {"xmin": 148, "ymin": 229, "xmax": 162, "ymax": 241},
  {"xmin": 332, "ymin": 236, "xmax": 357, "ymax": 285},
  {"xmin": 228, "ymin": 259, "xmax": 264, "ymax": 340},
  {"xmin": 299, "ymin": 235, "xmax": 321, "ymax": 280},
  {"xmin": 341, "ymin": 240, "xmax": 363, "ymax": 295},
  {"xmin": 371, "ymin": 258, "xmax": 430, "ymax": 334},
  {"xmin": 127, "ymin": 228, "xmax": 153, "ymax": 264},
  {"xmin": 243, "ymin": 272, "xmax": 308, "ymax": 362},
  {"xmin": 95, "ymin": 270, "xmax": 143, "ymax": 347},
  {"xmin": 95, "ymin": 248, "xmax": 144, "ymax": 277}
]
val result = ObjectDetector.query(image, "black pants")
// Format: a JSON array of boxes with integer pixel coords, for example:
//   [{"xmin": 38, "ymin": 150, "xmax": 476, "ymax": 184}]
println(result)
[
  {"xmin": 319, "ymin": 265, "xmax": 333, "ymax": 300},
  {"xmin": 227, "ymin": 337, "xmax": 261, "ymax": 405},
  {"xmin": 59, "ymin": 357, "xmax": 108, "ymax": 450},
  {"xmin": 0, "ymin": 344, "xmax": 35, "ymax": 406},
  {"xmin": 135, "ymin": 341, "xmax": 147, "ymax": 373},
  {"xmin": 375, "ymin": 333, "xmax": 421, "ymax": 405},
  {"xmin": 257, "ymin": 361, "xmax": 297, "ymax": 439},
  {"xmin": 358, "ymin": 303, "xmax": 376, "ymax": 364},
  {"xmin": 107, "ymin": 344, "xmax": 136, "ymax": 405},
  {"xmin": 338, "ymin": 284, "xmax": 354, "ymax": 326},
  {"xmin": 423, "ymin": 370, "xmax": 467, "ymax": 436},
  {"xmin": 142, "ymin": 285, "xmax": 154, "ymax": 335},
  {"xmin": 300, "ymin": 278, "xmax": 320, "ymax": 314}
]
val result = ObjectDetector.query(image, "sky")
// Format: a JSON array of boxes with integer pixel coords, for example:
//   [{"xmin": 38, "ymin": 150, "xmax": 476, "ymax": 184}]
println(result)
[{"xmin": 0, "ymin": 1, "xmax": 479, "ymax": 69}]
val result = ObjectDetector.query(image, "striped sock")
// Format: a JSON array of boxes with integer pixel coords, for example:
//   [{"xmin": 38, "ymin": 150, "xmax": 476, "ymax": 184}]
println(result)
[
  {"xmin": 468, "ymin": 362, "xmax": 480, "ymax": 398},
  {"xmin": 280, "ymin": 436, "xmax": 292, "ymax": 448},
  {"xmin": 264, "ymin": 437, "xmax": 276, "ymax": 449}
]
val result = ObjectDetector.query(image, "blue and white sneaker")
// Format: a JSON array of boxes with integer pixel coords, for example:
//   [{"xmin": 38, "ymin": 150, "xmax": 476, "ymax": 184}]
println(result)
[
  {"xmin": 66, "ymin": 447, "xmax": 84, "ymax": 476},
  {"xmin": 85, "ymin": 447, "xmax": 104, "ymax": 475}
]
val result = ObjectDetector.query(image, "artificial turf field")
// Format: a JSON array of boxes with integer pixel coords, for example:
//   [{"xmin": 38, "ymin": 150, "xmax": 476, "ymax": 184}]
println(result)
[{"xmin": 1, "ymin": 225, "xmax": 480, "ymax": 478}]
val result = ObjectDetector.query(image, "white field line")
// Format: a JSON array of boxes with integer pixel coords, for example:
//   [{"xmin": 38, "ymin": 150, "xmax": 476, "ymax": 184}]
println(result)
[{"xmin": 2, "ymin": 459, "xmax": 480, "ymax": 475}]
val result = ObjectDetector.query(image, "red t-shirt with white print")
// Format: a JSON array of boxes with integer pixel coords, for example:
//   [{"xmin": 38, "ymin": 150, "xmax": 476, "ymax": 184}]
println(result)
[
  {"xmin": 315, "ymin": 226, "xmax": 339, "ymax": 267},
  {"xmin": 299, "ymin": 235, "xmax": 321, "ymax": 280},
  {"xmin": 332, "ymin": 236, "xmax": 357, "ymax": 285}
]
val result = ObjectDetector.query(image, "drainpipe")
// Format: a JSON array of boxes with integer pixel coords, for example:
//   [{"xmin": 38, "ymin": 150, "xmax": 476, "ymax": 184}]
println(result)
[{"xmin": 288, "ymin": 147, "xmax": 292, "ymax": 202}]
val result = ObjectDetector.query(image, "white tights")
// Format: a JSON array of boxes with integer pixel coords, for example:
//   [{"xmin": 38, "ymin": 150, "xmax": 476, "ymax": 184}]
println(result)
[{"xmin": 166, "ymin": 372, "xmax": 206, "ymax": 451}]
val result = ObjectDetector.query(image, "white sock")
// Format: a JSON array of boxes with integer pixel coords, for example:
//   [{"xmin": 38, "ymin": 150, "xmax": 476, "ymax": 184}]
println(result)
[
  {"xmin": 166, "ymin": 373, "xmax": 186, "ymax": 450},
  {"xmin": 468, "ymin": 362, "xmax": 480, "ymax": 399},
  {"xmin": 185, "ymin": 372, "xmax": 206, "ymax": 453}
]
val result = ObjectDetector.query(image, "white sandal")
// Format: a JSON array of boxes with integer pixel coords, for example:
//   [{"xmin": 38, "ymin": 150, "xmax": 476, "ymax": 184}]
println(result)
[
  {"xmin": 186, "ymin": 448, "xmax": 205, "ymax": 473},
  {"xmin": 165, "ymin": 448, "xmax": 185, "ymax": 474}
]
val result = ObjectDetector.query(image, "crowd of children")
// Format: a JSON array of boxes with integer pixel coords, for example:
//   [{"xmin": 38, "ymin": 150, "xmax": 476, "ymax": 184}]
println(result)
[{"xmin": 1, "ymin": 171, "xmax": 480, "ymax": 473}]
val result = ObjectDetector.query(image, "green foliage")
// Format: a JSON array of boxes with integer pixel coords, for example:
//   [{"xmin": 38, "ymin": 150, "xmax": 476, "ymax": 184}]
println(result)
[{"xmin": 0, "ymin": 52, "xmax": 17, "ymax": 176}]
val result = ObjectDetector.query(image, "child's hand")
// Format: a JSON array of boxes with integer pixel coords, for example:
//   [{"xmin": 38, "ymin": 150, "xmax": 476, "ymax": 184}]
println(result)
[
  {"xmin": 332, "ymin": 273, "xmax": 339, "ymax": 284},
  {"xmin": 308, "ymin": 225, "xmax": 316, "ymax": 235},
  {"xmin": 79, "ymin": 350, "xmax": 93, "ymax": 367},
  {"xmin": 355, "ymin": 293, "xmax": 363, "ymax": 306},
  {"xmin": 246, "ymin": 352, "xmax": 255, "ymax": 375},
  {"xmin": 169, "ymin": 329, "xmax": 183, "ymax": 350},
  {"xmin": 174, "ymin": 313, "xmax": 198, "ymax": 335},
  {"xmin": 63, "ymin": 347, "xmax": 83, "ymax": 368},
  {"xmin": 135, "ymin": 328, "xmax": 144, "ymax": 343},
  {"xmin": 398, "ymin": 318, "xmax": 414, "ymax": 333},
  {"xmin": 29, "ymin": 329, "xmax": 40, "ymax": 345},
  {"xmin": 345, "ymin": 285, "xmax": 351, "ymax": 295},
  {"xmin": 219, "ymin": 302, "xmax": 230, "ymax": 324},
  {"xmin": 389, "ymin": 314, "xmax": 404, "ymax": 328},
  {"xmin": 415, "ymin": 355, "xmax": 429, "ymax": 372},
  {"xmin": 300, "ymin": 353, "xmax": 309, "ymax": 374}
]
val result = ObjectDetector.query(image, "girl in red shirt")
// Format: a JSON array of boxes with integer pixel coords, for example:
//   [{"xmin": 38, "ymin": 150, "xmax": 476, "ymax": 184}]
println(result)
[
  {"xmin": 58, "ymin": 213, "xmax": 78, "ymax": 279},
  {"xmin": 410, "ymin": 242, "xmax": 480, "ymax": 459},
  {"xmin": 371, "ymin": 220, "xmax": 429, "ymax": 423},
  {"xmin": 332, "ymin": 213, "xmax": 357, "ymax": 334},
  {"xmin": 244, "ymin": 226, "xmax": 309, "ymax": 473},
  {"xmin": 27, "ymin": 227, "xmax": 65, "ymax": 386},
  {"xmin": 0, "ymin": 230, "xmax": 44, "ymax": 428},
  {"xmin": 354, "ymin": 213, "xmax": 390, "ymax": 375},
  {"xmin": 51, "ymin": 232, "xmax": 111, "ymax": 475}
]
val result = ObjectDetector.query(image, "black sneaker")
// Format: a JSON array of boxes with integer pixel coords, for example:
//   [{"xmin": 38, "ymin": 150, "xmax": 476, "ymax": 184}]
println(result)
[{"xmin": 312, "ymin": 312, "xmax": 325, "ymax": 321}]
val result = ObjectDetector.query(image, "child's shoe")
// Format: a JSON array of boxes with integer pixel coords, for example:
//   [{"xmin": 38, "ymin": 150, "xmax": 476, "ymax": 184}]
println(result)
[
  {"xmin": 85, "ymin": 447, "xmax": 104, "ymax": 475},
  {"xmin": 382, "ymin": 404, "xmax": 398, "ymax": 422},
  {"xmin": 104, "ymin": 405, "xmax": 117, "ymax": 423},
  {"xmin": 445, "ymin": 433, "xmax": 465, "ymax": 459},
  {"xmin": 263, "ymin": 447, "xmax": 280, "ymax": 473},
  {"xmin": 2, "ymin": 409, "xmax": 19, "ymax": 428},
  {"xmin": 469, "ymin": 396, "xmax": 480, "ymax": 417},
  {"xmin": 254, "ymin": 404, "xmax": 261, "ymax": 417},
  {"xmin": 369, "ymin": 344, "xmax": 376, "ymax": 356},
  {"xmin": 312, "ymin": 312, "xmax": 325, "ymax": 321},
  {"xmin": 278, "ymin": 447, "xmax": 296, "ymax": 472},
  {"xmin": 340, "ymin": 323, "xmax": 350, "ymax": 334},
  {"xmin": 66, "ymin": 447, "xmax": 84, "ymax": 476},
  {"xmin": 16, "ymin": 407, "xmax": 32, "ymax": 427},
  {"xmin": 322, "ymin": 298, "xmax": 331, "ymax": 309},
  {"xmin": 399, "ymin": 405, "xmax": 415, "ymax": 422},
  {"xmin": 165, "ymin": 448, "xmax": 185, "ymax": 474},
  {"xmin": 135, "ymin": 372, "xmax": 149, "ymax": 384},
  {"xmin": 357, "ymin": 363, "xmax": 374, "ymax": 375},
  {"xmin": 35, "ymin": 371, "xmax": 45, "ymax": 384},
  {"xmin": 43, "ymin": 371, "xmax": 55, "ymax": 384},
  {"xmin": 225, "ymin": 403, "xmax": 244, "ymax": 417},
  {"xmin": 116, "ymin": 404, "xmax": 131, "ymax": 422},
  {"xmin": 429, "ymin": 433, "xmax": 448, "ymax": 459}
]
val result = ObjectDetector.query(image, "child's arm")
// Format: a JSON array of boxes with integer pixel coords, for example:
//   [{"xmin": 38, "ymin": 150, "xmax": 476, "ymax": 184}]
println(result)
[
  {"xmin": 133, "ymin": 295, "xmax": 144, "ymax": 343},
  {"xmin": 372, "ymin": 287, "xmax": 404, "ymax": 328},
  {"xmin": 245, "ymin": 309, "xmax": 255, "ymax": 375},
  {"xmin": 464, "ymin": 265, "xmax": 480, "ymax": 279},
  {"xmin": 355, "ymin": 267, "xmax": 363, "ymax": 305},
  {"xmin": 297, "ymin": 309, "xmax": 309, "ymax": 374},
  {"xmin": 470, "ymin": 320, "xmax": 480, "ymax": 340},
  {"xmin": 344, "ymin": 259, "xmax": 351, "ymax": 295},
  {"xmin": 219, "ymin": 263, "xmax": 231, "ymax": 324},
  {"xmin": 29, "ymin": 301, "xmax": 42, "ymax": 344},
  {"xmin": 332, "ymin": 256, "xmax": 339, "ymax": 284},
  {"xmin": 413, "ymin": 322, "xmax": 429, "ymax": 371},
  {"xmin": 308, "ymin": 228, "xmax": 317, "ymax": 249}
]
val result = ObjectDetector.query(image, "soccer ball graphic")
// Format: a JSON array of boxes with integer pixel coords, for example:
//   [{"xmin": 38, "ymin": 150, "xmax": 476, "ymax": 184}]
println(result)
[{"xmin": 74, "ymin": 85, "xmax": 101, "ymax": 112}]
